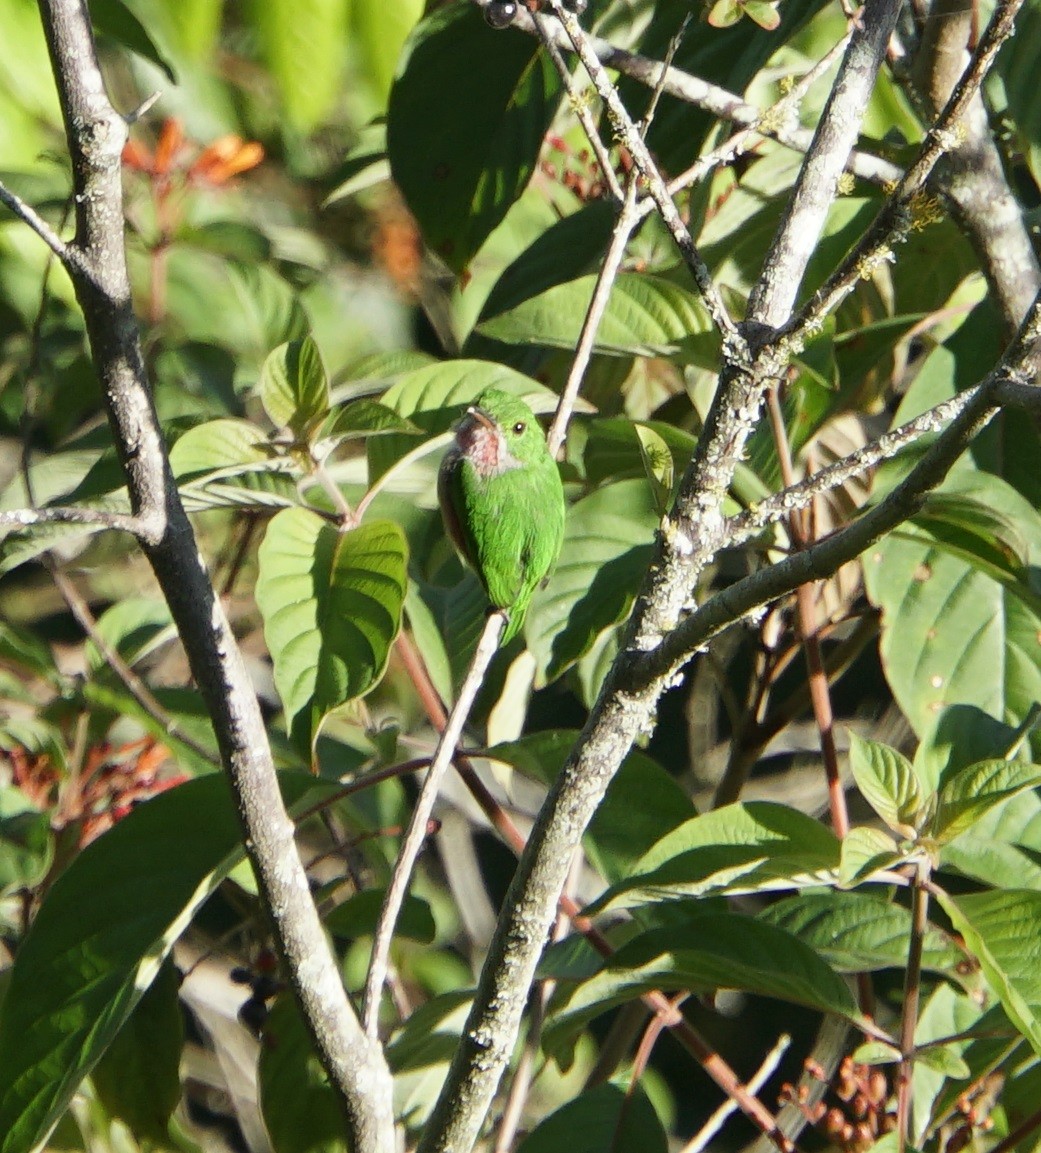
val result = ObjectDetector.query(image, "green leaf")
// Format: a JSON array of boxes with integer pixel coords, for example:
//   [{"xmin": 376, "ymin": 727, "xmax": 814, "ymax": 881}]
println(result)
[
  {"xmin": 864, "ymin": 471, "xmax": 1041, "ymax": 759},
  {"xmin": 590, "ymin": 802, "xmax": 840, "ymax": 915},
  {"xmin": 388, "ymin": 2, "xmax": 561, "ymax": 273},
  {"xmin": 515, "ymin": 1082, "xmax": 667, "ymax": 1153},
  {"xmin": 760, "ymin": 891, "xmax": 961, "ymax": 973},
  {"xmin": 91, "ymin": 0, "xmax": 176, "ymax": 82},
  {"xmin": 582, "ymin": 417, "xmax": 696, "ymax": 490},
  {"xmin": 838, "ymin": 825, "xmax": 905, "ymax": 887},
  {"xmin": 252, "ymin": 0, "xmax": 349, "ymax": 130},
  {"xmin": 256, "ymin": 509, "xmax": 408, "ymax": 756},
  {"xmin": 0, "ymin": 787, "xmax": 52, "ymax": 894},
  {"xmin": 479, "ymin": 199, "xmax": 618, "ymax": 321},
  {"xmin": 86, "ymin": 597, "xmax": 175, "ymax": 675},
  {"xmin": 847, "ymin": 733, "xmax": 924, "ymax": 837},
  {"xmin": 259, "ymin": 993, "xmax": 347, "ymax": 1153},
  {"xmin": 170, "ymin": 418, "xmax": 298, "ymax": 512},
  {"xmin": 937, "ymin": 890, "xmax": 1041, "ymax": 1058},
  {"xmin": 0, "ymin": 620, "xmax": 58, "ymax": 681},
  {"xmin": 260, "ymin": 337, "xmax": 331, "ymax": 438},
  {"xmin": 933, "ymin": 759, "xmax": 1041, "ymax": 844},
  {"xmin": 0, "ymin": 777, "xmax": 239, "ymax": 1153},
  {"xmin": 478, "ymin": 272, "xmax": 716, "ymax": 361},
  {"xmin": 319, "ymin": 398, "xmax": 421, "ymax": 445},
  {"xmin": 91, "ymin": 961, "xmax": 183, "ymax": 1144},
  {"xmin": 324, "ymin": 888, "xmax": 435, "ymax": 944},
  {"xmin": 546, "ymin": 914, "xmax": 859, "ymax": 1052},
  {"xmin": 527, "ymin": 479, "xmax": 658, "ymax": 684}
]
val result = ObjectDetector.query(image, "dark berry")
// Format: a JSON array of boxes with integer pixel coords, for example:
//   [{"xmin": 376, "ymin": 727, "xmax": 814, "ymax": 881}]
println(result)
[{"xmin": 484, "ymin": 0, "xmax": 518, "ymax": 28}]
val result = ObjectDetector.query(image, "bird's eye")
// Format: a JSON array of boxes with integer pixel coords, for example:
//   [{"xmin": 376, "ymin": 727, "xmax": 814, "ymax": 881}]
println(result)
[{"xmin": 512, "ymin": 421, "xmax": 526, "ymax": 434}]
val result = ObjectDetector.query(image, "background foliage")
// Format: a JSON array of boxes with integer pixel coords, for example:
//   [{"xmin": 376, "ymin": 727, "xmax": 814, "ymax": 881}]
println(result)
[{"xmin": 2, "ymin": 0, "xmax": 1041, "ymax": 1151}]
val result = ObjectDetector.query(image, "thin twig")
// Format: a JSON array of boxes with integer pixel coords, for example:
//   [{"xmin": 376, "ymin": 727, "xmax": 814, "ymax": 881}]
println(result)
[
  {"xmin": 0, "ymin": 506, "xmax": 152, "ymax": 537},
  {"xmin": 764, "ymin": 385, "xmax": 849, "ymax": 839},
  {"xmin": 682, "ymin": 1034, "xmax": 791, "ymax": 1153},
  {"xmin": 362, "ymin": 611, "xmax": 506, "ymax": 1036},
  {"xmin": 47, "ymin": 562, "xmax": 221, "ymax": 767},
  {"xmin": 544, "ymin": 0, "xmax": 737, "ymax": 337},
  {"xmin": 532, "ymin": 10, "xmax": 623, "ymax": 203},
  {"xmin": 0, "ymin": 178, "xmax": 83, "ymax": 272},
  {"xmin": 896, "ymin": 857, "xmax": 931, "ymax": 1153},
  {"xmin": 512, "ymin": 8, "xmax": 900, "ymax": 185},
  {"xmin": 547, "ymin": 177, "xmax": 640, "ymax": 457}
]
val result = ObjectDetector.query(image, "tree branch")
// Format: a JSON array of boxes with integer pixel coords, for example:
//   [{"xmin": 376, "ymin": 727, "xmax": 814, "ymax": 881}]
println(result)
[
  {"xmin": 783, "ymin": 0, "xmax": 1025, "ymax": 343},
  {"xmin": 0, "ymin": 506, "xmax": 153, "ymax": 537},
  {"xmin": 362, "ymin": 611, "xmax": 505, "ymax": 1035},
  {"xmin": 30, "ymin": 2, "xmax": 395, "ymax": 1149},
  {"xmin": 909, "ymin": 0, "xmax": 1040, "ymax": 335},
  {"xmin": 510, "ymin": 5, "xmax": 901, "ymax": 185}
]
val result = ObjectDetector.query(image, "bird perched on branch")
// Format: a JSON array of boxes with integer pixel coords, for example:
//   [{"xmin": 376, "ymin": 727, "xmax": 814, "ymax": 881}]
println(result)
[{"xmin": 438, "ymin": 388, "xmax": 565, "ymax": 645}]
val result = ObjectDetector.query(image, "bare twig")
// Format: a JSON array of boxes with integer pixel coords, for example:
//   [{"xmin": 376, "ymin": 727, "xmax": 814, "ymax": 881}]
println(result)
[
  {"xmin": 362, "ymin": 611, "xmax": 506, "ymax": 1036},
  {"xmin": 682, "ymin": 1034, "xmax": 791, "ymax": 1153},
  {"xmin": 762, "ymin": 386, "xmax": 850, "ymax": 837},
  {"xmin": 532, "ymin": 10, "xmax": 623, "ymax": 203},
  {"xmin": 0, "ymin": 506, "xmax": 153, "ymax": 537},
  {"xmin": 896, "ymin": 857, "xmax": 931, "ymax": 1153},
  {"xmin": 543, "ymin": 0, "xmax": 737, "ymax": 337},
  {"xmin": 547, "ymin": 177, "xmax": 641, "ymax": 458},
  {"xmin": 46, "ymin": 561, "xmax": 221, "ymax": 767},
  {"xmin": 748, "ymin": 0, "xmax": 904, "ymax": 328},
  {"xmin": 0, "ymin": 178, "xmax": 85, "ymax": 272}
]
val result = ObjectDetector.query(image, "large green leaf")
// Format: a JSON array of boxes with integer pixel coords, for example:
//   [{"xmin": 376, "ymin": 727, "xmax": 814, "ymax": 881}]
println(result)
[
  {"xmin": 515, "ymin": 1082, "xmax": 667, "ymax": 1153},
  {"xmin": 256, "ymin": 509, "xmax": 408, "ymax": 755},
  {"xmin": 590, "ymin": 802, "xmax": 840, "ymax": 915},
  {"xmin": 760, "ymin": 891, "xmax": 961, "ymax": 974},
  {"xmin": 933, "ymin": 759, "xmax": 1041, "ymax": 844},
  {"xmin": 388, "ymin": 2, "xmax": 561, "ymax": 273},
  {"xmin": 865, "ymin": 471, "xmax": 1041, "ymax": 758},
  {"xmin": 479, "ymin": 200, "xmax": 618, "ymax": 321},
  {"xmin": 937, "ymin": 890, "xmax": 1041, "ymax": 1058},
  {"xmin": 91, "ymin": 961, "xmax": 183, "ymax": 1145},
  {"xmin": 527, "ymin": 479, "xmax": 658, "ymax": 684},
  {"xmin": 545, "ymin": 914, "xmax": 859, "ymax": 1053},
  {"xmin": 0, "ymin": 777, "xmax": 246, "ymax": 1153},
  {"xmin": 477, "ymin": 272, "xmax": 716, "ymax": 362}
]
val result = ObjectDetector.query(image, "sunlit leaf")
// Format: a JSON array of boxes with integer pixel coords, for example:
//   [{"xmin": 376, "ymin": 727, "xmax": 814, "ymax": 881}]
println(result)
[
  {"xmin": 256, "ymin": 509, "xmax": 408, "ymax": 755},
  {"xmin": 388, "ymin": 2, "xmax": 561, "ymax": 273}
]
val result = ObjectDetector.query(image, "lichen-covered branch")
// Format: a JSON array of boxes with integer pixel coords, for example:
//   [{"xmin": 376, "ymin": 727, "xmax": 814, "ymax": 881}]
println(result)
[{"xmin": 26, "ymin": 2, "xmax": 395, "ymax": 1149}]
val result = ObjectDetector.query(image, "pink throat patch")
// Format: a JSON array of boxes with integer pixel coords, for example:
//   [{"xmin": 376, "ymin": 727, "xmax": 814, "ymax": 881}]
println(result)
[{"xmin": 457, "ymin": 416, "xmax": 502, "ymax": 476}]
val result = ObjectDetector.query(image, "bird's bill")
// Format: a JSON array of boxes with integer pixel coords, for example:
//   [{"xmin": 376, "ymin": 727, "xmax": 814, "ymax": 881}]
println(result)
[{"xmin": 465, "ymin": 404, "xmax": 496, "ymax": 431}]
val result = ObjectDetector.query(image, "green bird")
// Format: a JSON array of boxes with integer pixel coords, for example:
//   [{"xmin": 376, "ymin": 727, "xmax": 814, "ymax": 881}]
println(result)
[{"xmin": 438, "ymin": 388, "xmax": 565, "ymax": 645}]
